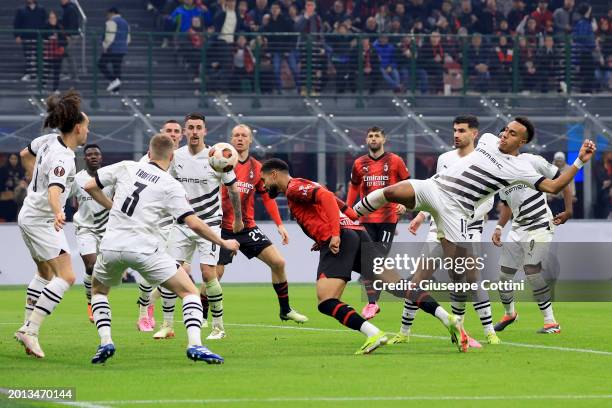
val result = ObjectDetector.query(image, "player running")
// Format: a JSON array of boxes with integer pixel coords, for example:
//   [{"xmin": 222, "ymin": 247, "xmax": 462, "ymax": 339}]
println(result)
[
  {"xmin": 390, "ymin": 116, "xmax": 499, "ymax": 346},
  {"xmin": 216, "ymin": 124, "xmax": 308, "ymax": 324},
  {"xmin": 260, "ymin": 159, "xmax": 469, "ymax": 354},
  {"xmin": 71, "ymin": 144, "xmax": 114, "ymax": 323},
  {"xmin": 346, "ymin": 126, "xmax": 410, "ymax": 320},
  {"xmin": 84, "ymin": 133, "xmax": 238, "ymax": 364},
  {"xmin": 166, "ymin": 112, "xmax": 243, "ymax": 340},
  {"xmin": 353, "ymin": 118, "xmax": 596, "ymax": 323},
  {"xmin": 492, "ymin": 155, "xmax": 574, "ymax": 334},
  {"xmin": 15, "ymin": 91, "xmax": 89, "ymax": 358}
]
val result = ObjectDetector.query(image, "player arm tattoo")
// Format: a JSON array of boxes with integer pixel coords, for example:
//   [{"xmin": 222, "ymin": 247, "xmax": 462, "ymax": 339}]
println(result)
[{"xmin": 228, "ymin": 183, "xmax": 243, "ymax": 221}]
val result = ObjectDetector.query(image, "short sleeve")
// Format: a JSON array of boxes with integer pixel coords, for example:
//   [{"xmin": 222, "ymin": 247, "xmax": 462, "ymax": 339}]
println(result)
[
  {"xmin": 350, "ymin": 160, "xmax": 362, "ymax": 185},
  {"xmin": 95, "ymin": 161, "xmax": 124, "ymax": 190},
  {"xmin": 515, "ymin": 158, "xmax": 546, "ymax": 190},
  {"xmin": 28, "ymin": 134, "xmax": 53, "ymax": 156},
  {"xmin": 527, "ymin": 154, "xmax": 560, "ymax": 180},
  {"xmin": 395, "ymin": 155, "xmax": 410, "ymax": 180},
  {"xmin": 286, "ymin": 180, "xmax": 319, "ymax": 204},
  {"xmin": 477, "ymin": 133, "xmax": 500, "ymax": 148},
  {"xmin": 47, "ymin": 154, "xmax": 75, "ymax": 192},
  {"xmin": 221, "ymin": 169, "xmax": 237, "ymax": 186},
  {"xmin": 166, "ymin": 182, "xmax": 195, "ymax": 223}
]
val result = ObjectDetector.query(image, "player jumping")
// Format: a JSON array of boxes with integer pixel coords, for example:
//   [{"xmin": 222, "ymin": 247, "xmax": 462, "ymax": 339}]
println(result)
[
  {"xmin": 346, "ymin": 126, "xmax": 410, "ymax": 320},
  {"xmin": 216, "ymin": 124, "xmax": 308, "ymax": 324}
]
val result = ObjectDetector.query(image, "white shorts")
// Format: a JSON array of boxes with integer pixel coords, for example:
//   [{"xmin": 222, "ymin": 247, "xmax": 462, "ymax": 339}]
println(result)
[
  {"xmin": 76, "ymin": 227, "xmax": 102, "ymax": 256},
  {"xmin": 93, "ymin": 249, "xmax": 179, "ymax": 288},
  {"xmin": 499, "ymin": 227, "xmax": 553, "ymax": 270},
  {"xmin": 168, "ymin": 224, "xmax": 220, "ymax": 265},
  {"xmin": 19, "ymin": 220, "xmax": 70, "ymax": 262},
  {"xmin": 411, "ymin": 178, "xmax": 472, "ymax": 245}
]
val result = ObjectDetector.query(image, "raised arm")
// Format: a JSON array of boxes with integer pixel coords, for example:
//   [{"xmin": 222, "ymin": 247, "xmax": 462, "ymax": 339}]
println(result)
[{"xmin": 537, "ymin": 140, "xmax": 596, "ymax": 194}]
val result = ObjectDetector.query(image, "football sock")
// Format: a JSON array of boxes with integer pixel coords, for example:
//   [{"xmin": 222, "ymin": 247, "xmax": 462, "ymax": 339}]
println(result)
[
  {"xmin": 159, "ymin": 286, "xmax": 177, "ymax": 325},
  {"xmin": 92, "ymin": 294, "xmax": 113, "ymax": 346},
  {"xmin": 399, "ymin": 299, "xmax": 418, "ymax": 335},
  {"xmin": 199, "ymin": 293, "xmax": 209, "ymax": 321},
  {"xmin": 272, "ymin": 281, "xmax": 291, "ymax": 315},
  {"xmin": 206, "ymin": 279, "xmax": 224, "ymax": 328},
  {"xmin": 526, "ymin": 273, "xmax": 556, "ymax": 324},
  {"xmin": 450, "ymin": 291, "xmax": 467, "ymax": 322},
  {"xmin": 25, "ymin": 277, "xmax": 70, "ymax": 335},
  {"xmin": 498, "ymin": 271, "xmax": 516, "ymax": 316},
  {"xmin": 472, "ymin": 286, "xmax": 494, "ymax": 335},
  {"xmin": 137, "ymin": 282, "xmax": 153, "ymax": 318},
  {"xmin": 24, "ymin": 275, "xmax": 49, "ymax": 323},
  {"xmin": 318, "ymin": 298, "xmax": 367, "ymax": 332},
  {"xmin": 83, "ymin": 271, "xmax": 92, "ymax": 305},
  {"xmin": 182, "ymin": 294, "xmax": 204, "ymax": 347},
  {"xmin": 354, "ymin": 189, "xmax": 388, "ymax": 217}
]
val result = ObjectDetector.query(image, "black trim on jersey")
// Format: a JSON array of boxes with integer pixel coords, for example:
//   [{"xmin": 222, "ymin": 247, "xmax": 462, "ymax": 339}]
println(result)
[
  {"xmin": 95, "ymin": 175, "xmax": 104, "ymax": 189},
  {"xmin": 224, "ymin": 178, "xmax": 237, "ymax": 186},
  {"xmin": 190, "ymin": 186, "xmax": 220, "ymax": 205},
  {"xmin": 197, "ymin": 204, "xmax": 220, "ymax": 220},
  {"xmin": 27, "ymin": 143, "xmax": 35, "ymax": 156},
  {"xmin": 311, "ymin": 187, "xmax": 320, "ymax": 204},
  {"xmin": 517, "ymin": 208, "xmax": 548, "ymax": 224},
  {"xmin": 238, "ymin": 156, "xmax": 250, "ymax": 165},
  {"xmin": 517, "ymin": 197, "xmax": 546, "ymax": 218},
  {"xmin": 159, "ymin": 218, "xmax": 174, "ymax": 228},
  {"xmin": 469, "ymin": 165, "xmax": 510, "ymax": 187},
  {"xmin": 553, "ymin": 169, "xmax": 561, "ymax": 180},
  {"xmin": 462, "ymin": 171, "xmax": 500, "ymax": 192},
  {"xmin": 439, "ymin": 183, "xmax": 479, "ymax": 203},
  {"xmin": 439, "ymin": 174, "xmax": 490, "ymax": 196},
  {"xmin": 177, "ymin": 211, "xmax": 195, "ymax": 224},
  {"xmin": 518, "ymin": 191, "xmax": 541, "ymax": 211},
  {"xmin": 49, "ymin": 182, "xmax": 65, "ymax": 192},
  {"xmin": 206, "ymin": 219, "xmax": 221, "ymax": 227},
  {"xmin": 367, "ymin": 152, "xmax": 388, "ymax": 161},
  {"xmin": 534, "ymin": 176, "xmax": 546, "ymax": 191},
  {"xmin": 93, "ymin": 208, "xmax": 108, "ymax": 218},
  {"xmin": 148, "ymin": 161, "xmax": 163, "ymax": 171},
  {"xmin": 524, "ymin": 220, "xmax": 551, "ymax": 231},
  {"xmin": 57, "ymin": 136, "xmax": 67, "ymax": 148}
]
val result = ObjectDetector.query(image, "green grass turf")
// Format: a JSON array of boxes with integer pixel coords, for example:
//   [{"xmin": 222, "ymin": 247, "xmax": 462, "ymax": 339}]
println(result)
[{"xmin": 0, "ymin": 284, "xmax": 611, "ymax": 408}]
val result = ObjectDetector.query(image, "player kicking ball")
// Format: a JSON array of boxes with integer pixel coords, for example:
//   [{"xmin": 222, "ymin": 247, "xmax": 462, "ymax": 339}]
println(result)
[
  {"xmin": 84, "ymin": 134, "xmax": 238, "ymax": 364},
  {"xmin": 70, "ymin": 144, "xmax": 114, "ymax": 323},
  {"xmin": 260, "ymin": 159, "xmax": 468, "ymax": 354},
  {"xmin": 216, "ymin": 125, "xmax": 307, "ymax": 324}
]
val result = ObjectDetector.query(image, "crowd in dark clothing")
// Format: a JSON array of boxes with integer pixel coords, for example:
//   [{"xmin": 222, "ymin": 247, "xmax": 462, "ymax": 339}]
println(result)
[{"xmin": 144, "ymin": 0, "xmax": 612, "ymax": 94}]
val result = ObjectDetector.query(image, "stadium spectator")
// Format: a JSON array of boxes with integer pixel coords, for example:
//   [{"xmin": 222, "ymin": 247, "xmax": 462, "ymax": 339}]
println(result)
[
  {"xmin": 492, "ymin": 35, "xmax": 513, "ymax": 92},
  {"xmin": 553, "ymin": 0, "xmax": 578, "ymax": 34},
  {"xmin": 323, "ymin": 1, "xmax": 348, "ymax": 33},
  {"xmin": 230, "ymin": 35, "xmax": 255, "ymax": 92},
  {"xmin": 180, "ymin": 15, "xmax": 206, "ymax": 81},
  {"xmin": 573, "ymin": 2, "xmax": 596, "ymax": 93},
  {"xmin": 13, "ymin": 0, "xmax": 47, "ymax": 82},
  {"xmin": 352, "ymin": 37, "xmax": 380, "ymax": 94},
  {"xmin": 296, "ymin": 0, "xmax": 326, "ymax": 95},
  {"xmin": 214, "ymin": 0, "xmax": 243, "ymax": 89},
  {"xmin": 595, "ymin": 152, "xmax": 612, "ymax": 218},
  {"xmin": 438, "ymin": 1, "xmax": 458, "ymax": 33},
  {"xmin": 419, "ymin": 31, "xmax": 445, "ymax": 94},
  {"xmin": 457, "ymin": 0, "xmax": 479, "ymax": 34},
  {"xmin": 59, "ymin": 0, "xmax": 80, "ymax": 81},
  {"xmin": 536, "ymin": 35, "xmax": 561, "ymax": 92},
  {"xmin": 42, "ymin": 10, "xmax": 67, "ymax": 93},
  {"xmin": 238, "ymin": 1, "xmax": 254, "ymax": 30},
  {"xmin": 264, "ymin": 1, "xmax": 299, "ymax": 94},
  {"xmin": 0, "ymin": 153, "xmax": 27, "ymax": 222},
  {"xmin": 507, "ymin": 0, "xmax": 528, "ymax": 32},
  {"xmin": 548, "ymin": 152, "xmax": 577, "ymax": 214},
  {"xmin": 406, "ymin": 0, "xmax": 429, "ymax": 26},
  {"xmin": 374, "ymin": 4, "xmax": 391, "ymax": 33},
  {"xmin": 397, "ymin": 35, "xmax": 428, "ymax": 94},
  {"xmin": 169, "ymin": 0, "xmax": 210, "ymax": 33},
  {"xmin": 327, "ymin": 23, "xmax": 353, "ymax": 93},
  {"xmin": 468, "ymin": 33, "xmax": 492, "ymax": 93},
  {"xmin": 247, "ymin": 0, "xmax": 270, "ymax": 32},
  {"xmin": 531, "ymin": 0, "xmax": 554, "ymax": 33},
  {"xmin": 98, "ymin": 7, "xmax": 130, "ymax": 93},
  {"xmin": 517, "ymin": 35, "xmax": 538, "ymax": 92},
  {"xmin": 478, "ymin": 0, "xmax": 504, "ymax": 35},
  {"xmin": 373, "ymin": 35, "xmax": 402, "ymax": 92},
  {"xmin": 393, "ymin": 3, "xmax": 410, "ymax": 32},
  {"xmin": 363, "ymin": 16, "xmax": 378, "ymax": 34}
]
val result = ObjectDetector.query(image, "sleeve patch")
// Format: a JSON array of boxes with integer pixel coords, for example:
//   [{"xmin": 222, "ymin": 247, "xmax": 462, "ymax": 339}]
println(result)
[{"xmin": 53, "ymin": 166, "xmax": 66, "ymax": 177}]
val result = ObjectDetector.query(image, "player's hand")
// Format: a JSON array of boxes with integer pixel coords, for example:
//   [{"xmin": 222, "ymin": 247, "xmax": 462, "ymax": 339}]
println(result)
[
  {"xmin": 310, "ymin": 242, "xmax": 320, "ymax": 251},
  {"xmin": 492, "ymin": 229, "xmax": 502, "ymax": 247},
  {"xmin": 553, "ymin": 211, "xmax": 572, "ymax": 225},
  {"xmin": 408, "ymin": 216, "xmax": 423, "ymax": 235},
  {"xmin": 222, "ymin": 239, "xmax": 240, "ymax": 254},
  {"xmin": 329, "ymin": 235, "xmax": 341, "ymax": 254},
  {"xmin": 277, "ymin": 224, "xmax": 290, "ymax": 245},
  {"xmin": 54, "ymin": 212, "xmax": 66, "ymax": 231},
  {"xmin": 578, "ymin": 139, "xmax": 596, "ymax": 163},
  {"xmin": 232, "ymin": 219, "xmax": 244, "ymax": 233},
  {"xmin": 396, "ymin": 204, "xmax": 407, "ymax": 215}
]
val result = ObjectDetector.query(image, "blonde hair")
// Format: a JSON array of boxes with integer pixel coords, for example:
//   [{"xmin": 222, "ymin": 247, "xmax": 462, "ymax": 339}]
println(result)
[
  {"xmin": 231, "ymin": 124, "xmax": 252, "ymax": 139},
  {"xmin": 149, "ymin": 133, "xmax": 174, "ymax": 160}
]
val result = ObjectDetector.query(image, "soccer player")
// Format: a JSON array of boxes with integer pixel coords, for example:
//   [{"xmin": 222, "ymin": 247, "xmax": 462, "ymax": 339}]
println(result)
[
  {"xmin": 84, "ymin": 133, "xmax": 239, "ymax": 364},
  {"xmin": 492, "ymin": 156, "xmax": 574, "ymax": 334},
  {"xmin": 260, "ymin": 159, "xmax": 468, "ymax": 354},
  {"xmin": 167, "ymin": 112, "xmax": 243, "ymax": 340},
  {"xmin": 15, "ymin": 91, "xmax": 89, "ymax": 358},
  {"xmin": 346, "ymin": 126, "xmax": 410, "ymax": 320},
  {"xmin": 353, "ymin": 118, "xmax": 596, "ymax": 320},
  {"xmin": 71, "ymin": 144, "xmax": 114, "ymax": 323},
  {"xmin": 390, "ymin": 116, "xmax": 499, "ymax": 346},
  {"xmin": 216, "ymin": 124, "xmax": 308, "ymax": 323}
]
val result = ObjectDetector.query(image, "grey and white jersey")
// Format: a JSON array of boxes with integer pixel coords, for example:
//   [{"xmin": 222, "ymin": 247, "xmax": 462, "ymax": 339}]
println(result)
[{"xmin": 71, "ymin": 169, "xmax": 115, "ymax": 235}]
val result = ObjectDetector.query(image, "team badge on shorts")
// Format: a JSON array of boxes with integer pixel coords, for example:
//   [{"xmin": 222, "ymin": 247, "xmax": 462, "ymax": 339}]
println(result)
[{"xmin": 54, "ymin": 166, "xmax": 65, "ymax": 177}]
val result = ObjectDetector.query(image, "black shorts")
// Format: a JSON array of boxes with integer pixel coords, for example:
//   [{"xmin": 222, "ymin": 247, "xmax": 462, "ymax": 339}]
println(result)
[
  {"xmin": 363, "ymin": 222, "xmax": 397, "ymax": 254},
  {"xmin": 217, "ymin": 226, "xmax": 273, "ymax": 265},
  {"xmin": 317, "ymin": 228, "xmax": 376, "ymax": 282}
]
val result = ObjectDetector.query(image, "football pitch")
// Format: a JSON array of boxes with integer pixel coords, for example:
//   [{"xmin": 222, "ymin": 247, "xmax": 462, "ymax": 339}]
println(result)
[{"xmin": 1, "ymin": 284, "xmax": 611, "ymax": 408}]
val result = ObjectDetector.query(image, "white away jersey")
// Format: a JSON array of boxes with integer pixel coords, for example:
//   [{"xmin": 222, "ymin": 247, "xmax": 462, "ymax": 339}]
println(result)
[
  {"xmin": 428, "ymin": 149, "xmax": 495, "ymax": 240},
  {"xmin": 499, "ymin": 153, "xmax": 560, "ymax": 233},
  {"xmin": 20, "ymin": 136, "xmax": 76, "ymax": 221},
  {"xmin": 96, "ymin": 160, "xmax": 194, "ymax": 253},
  {"xmin": 27, "ymin": 133, "xmax": 58, "ymax": 156},
  {"xmin": 71, "ymin": 170, "xmax": 115, "ymax": 235},
  {"xmin": 140, "ymin": 153, "xmax": 174, "ymax": 231},
  {"xmin": 433, "ymin": 133, "xmax": 547, "ymax": 216},
  {"xmin": 170, "ymin": 146, "xmax": 236, "ymax": 227}
]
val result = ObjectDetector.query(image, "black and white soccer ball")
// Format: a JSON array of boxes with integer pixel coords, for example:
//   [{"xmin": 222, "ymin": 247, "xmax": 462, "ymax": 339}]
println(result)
[{"xmin": 208, "ymin": 142, "xmax": 239, "ymax": 172}]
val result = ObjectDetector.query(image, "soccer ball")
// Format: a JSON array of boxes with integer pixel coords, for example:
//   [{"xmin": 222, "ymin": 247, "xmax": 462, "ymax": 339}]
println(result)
[{"xmin": 208, "ymin": 142, "xmax": 239, "ymax": 172}]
